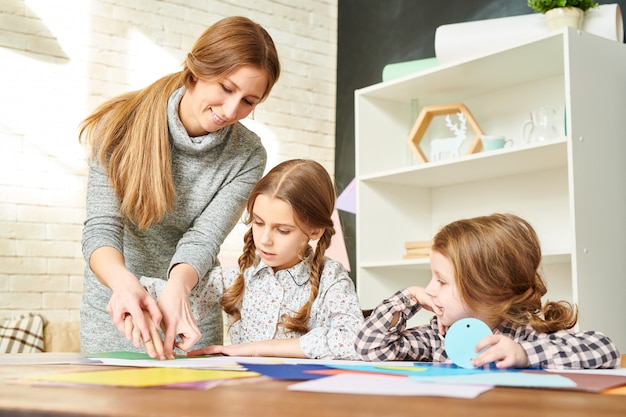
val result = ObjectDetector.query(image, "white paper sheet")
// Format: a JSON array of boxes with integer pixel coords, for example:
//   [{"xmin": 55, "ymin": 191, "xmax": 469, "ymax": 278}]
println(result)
[
  {"xmin": 87, "ymin": 355, "xmax": 420, "ymax": 370},
  {"xmin": 0, "ymin": 353, "xmax": 95, "ymax": 365},
  {"xmin": 288, "ymin": 373, "xmax": 493, "ymax": 398},
  {"xmin": 435, "ymin": 4, "xmax": 623, "ymax": 65}
]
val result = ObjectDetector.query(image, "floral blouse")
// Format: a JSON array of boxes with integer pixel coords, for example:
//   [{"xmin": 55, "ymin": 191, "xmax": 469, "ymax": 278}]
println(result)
[{"xmin": 141, "ymin": 257, "xmax": 364, "ymax": 360}]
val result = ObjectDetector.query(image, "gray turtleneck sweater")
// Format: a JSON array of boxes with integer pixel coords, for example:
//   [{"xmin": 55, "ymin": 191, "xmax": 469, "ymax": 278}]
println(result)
[{"xmin": 80, "ymin": 87, "xmax": 267, "ymax": 353}]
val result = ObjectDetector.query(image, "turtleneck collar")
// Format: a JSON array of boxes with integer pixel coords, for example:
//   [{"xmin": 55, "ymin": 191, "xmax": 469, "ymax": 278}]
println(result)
[{"xmin": 167, "ymin": 86, "xmax": 232, "ymax": 152}]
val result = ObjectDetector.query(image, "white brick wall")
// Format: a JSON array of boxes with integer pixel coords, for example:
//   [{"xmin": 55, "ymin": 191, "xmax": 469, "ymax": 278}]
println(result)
[{"xmin": 0, "ymin": 0, "xmax": 338, "ymax": 324}]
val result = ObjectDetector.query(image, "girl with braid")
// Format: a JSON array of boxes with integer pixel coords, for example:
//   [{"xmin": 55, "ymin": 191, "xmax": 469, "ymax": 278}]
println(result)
[
  {"xmin": 355, "ymin": 213, "xmax": 620, "ymax": 369},
  {"xmin": 139, "ymin": 159, "xmax": 364, "ymax": 359}
]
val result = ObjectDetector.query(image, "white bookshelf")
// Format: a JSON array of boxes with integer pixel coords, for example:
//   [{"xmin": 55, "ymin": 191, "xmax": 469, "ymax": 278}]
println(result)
[{"xmin": 355, "ymin": 28, "xmax": 626, "ymax": 351}]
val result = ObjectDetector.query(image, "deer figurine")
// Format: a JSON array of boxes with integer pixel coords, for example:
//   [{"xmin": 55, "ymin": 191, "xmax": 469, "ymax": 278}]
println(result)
[{"xmin": 429, "ymin": 112, "xmax": 467, "ymax": 162}]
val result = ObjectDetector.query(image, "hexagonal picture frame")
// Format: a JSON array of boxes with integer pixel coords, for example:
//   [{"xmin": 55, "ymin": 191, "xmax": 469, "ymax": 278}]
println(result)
[{"xmin": 406, "ymin": 103, "xmax": 484, "ymax": 163}]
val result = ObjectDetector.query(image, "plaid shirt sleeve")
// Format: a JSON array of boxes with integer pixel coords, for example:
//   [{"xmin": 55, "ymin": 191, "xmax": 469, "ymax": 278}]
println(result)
[
  {"xmin": 355, "ymin": 289, "xmax": 442, "ymax": 361},
  {"xmin": 516, "ymin": 326, "xmax": 621, "ymax": 369}
]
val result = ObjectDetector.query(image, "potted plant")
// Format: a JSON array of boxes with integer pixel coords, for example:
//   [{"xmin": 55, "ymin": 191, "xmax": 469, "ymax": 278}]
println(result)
[{"xmin": 527, "ymin": 0, "xmax": 599, "ymax": 31}]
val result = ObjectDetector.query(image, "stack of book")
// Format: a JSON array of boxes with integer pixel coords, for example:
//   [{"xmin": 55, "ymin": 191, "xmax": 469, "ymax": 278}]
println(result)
[{"xmin": 403, "ymin": 240, "xmax": 432, "ymax": 259}]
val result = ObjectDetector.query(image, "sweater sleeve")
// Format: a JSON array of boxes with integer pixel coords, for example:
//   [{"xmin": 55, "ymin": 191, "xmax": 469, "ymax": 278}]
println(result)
[
  {"xmin": 170, "ymin": 141, "xmax": 267, "ymax": 286},
  {"xmin": 81, "ymin": 157, "xmax": 124, "ymax": 263}
]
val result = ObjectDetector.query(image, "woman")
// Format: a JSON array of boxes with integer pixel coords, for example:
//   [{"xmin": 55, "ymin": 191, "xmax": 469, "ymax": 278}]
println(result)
[{"xmin": 79, "ymin": 16, "xmax": 281, "ymax": 359}]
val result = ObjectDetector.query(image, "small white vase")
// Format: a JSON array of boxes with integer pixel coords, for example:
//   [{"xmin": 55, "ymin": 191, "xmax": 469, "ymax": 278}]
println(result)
[{"xmin": 544, "ymin": 7, "xmax": 584, "ymax": 31}]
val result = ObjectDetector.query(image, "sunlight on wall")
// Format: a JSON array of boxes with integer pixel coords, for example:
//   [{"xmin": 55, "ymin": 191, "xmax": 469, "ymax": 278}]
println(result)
[
  {"xmin": 127, "ymin": 28, "xmax": 181, "ymax": 89},
  {"xmin": 240, "ymin": 117, "xmax": 281, "ymax": 173},
  {"xmin": 0, "ymin": 0, "xmax": 339, "ymax": 324}
]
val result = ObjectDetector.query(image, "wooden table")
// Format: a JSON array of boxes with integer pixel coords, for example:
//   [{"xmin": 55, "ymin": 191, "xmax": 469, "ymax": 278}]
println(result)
[{"xmin": 1, "ymin": 357, "xmax": 625, "ymax": 417}]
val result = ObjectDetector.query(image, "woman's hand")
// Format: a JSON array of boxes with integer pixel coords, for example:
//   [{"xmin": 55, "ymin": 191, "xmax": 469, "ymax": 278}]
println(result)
[
  {"xmin": 158, "ymin": 263, "xmax": 202, "ymax": 358},
  {"xmin": 470, "ymin": 334, "xmax": 529, "ymax": 369},
  {"xmin": 106, "ymin": 271, "xmax": 163, "ymax": 348},
  {"xmin": 125, "ymin": 311, "xmax": 166, "ymax": 360},
  {"xmin": 90, "ymin": 246, "xmax": 163, "ymax": 349}
]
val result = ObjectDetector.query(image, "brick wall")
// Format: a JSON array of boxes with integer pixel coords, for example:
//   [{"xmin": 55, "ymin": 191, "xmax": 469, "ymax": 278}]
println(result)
[{"xmin": 0, "ymin": 0, "xmax": 338, "ymax": 323}]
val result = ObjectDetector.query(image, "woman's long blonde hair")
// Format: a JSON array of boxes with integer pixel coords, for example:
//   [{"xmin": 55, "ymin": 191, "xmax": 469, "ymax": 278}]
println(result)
[
  {"xmin": 79, "ymin": 16, "xmax": 280, "ymax": 230},
  {"xmin": 221, "ymin": 159, "xmax": 337, "ymax": 334},
  {"xmin": 432, "ymin": 213, "xmax": 578, "ymax": 333}
]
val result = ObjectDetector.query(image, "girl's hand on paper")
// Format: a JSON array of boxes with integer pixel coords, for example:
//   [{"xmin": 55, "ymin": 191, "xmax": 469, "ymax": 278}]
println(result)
[
  {"xmin": 188, "ymin": 344, "xmax": 252, "ymax": 357},
  {"xmin": 470, "ymin": 334, "xmax": 529, "ymax": 369}
]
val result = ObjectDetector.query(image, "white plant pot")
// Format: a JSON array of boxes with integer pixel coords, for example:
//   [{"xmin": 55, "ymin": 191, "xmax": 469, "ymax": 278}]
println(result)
[{"xmin": 545, "ymin": 7, "xmax": 584, "ymax": 31}]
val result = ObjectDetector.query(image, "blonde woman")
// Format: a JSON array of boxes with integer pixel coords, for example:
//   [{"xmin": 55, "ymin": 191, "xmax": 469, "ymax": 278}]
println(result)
[{"xmin": 79, "ymin": 16, "xmax": 280, "ymax": 359}]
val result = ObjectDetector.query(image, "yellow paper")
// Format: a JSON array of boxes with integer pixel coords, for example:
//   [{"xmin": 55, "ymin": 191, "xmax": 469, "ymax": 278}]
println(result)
[
  {"xmin": 28, "ymin": 367, "xmax": 259, "ymax": 387},
  {"xmin": 605, "ymin": 385, "xmax": 626, "ymax": 396}
]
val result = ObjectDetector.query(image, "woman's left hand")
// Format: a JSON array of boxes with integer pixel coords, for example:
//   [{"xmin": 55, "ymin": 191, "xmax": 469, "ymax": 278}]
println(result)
[{"xmin": 158, "ymin": 264, "xmax": 202, "ymax": 357}]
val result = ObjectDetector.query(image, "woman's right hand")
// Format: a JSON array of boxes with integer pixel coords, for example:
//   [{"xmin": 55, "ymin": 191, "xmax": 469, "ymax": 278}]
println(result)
[
  {"xmin": 106, "ymin": 271, "xmax": 163, "ymax": 351},
  {"xmin": 90, "ymin": 247, "xmax": 164, "ymax": 352}
]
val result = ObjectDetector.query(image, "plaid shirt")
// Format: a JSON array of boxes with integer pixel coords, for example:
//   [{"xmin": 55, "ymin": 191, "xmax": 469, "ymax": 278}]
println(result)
[{"xmin": 355, "ymin": 289, "xmax": 621, "ymax": 369}]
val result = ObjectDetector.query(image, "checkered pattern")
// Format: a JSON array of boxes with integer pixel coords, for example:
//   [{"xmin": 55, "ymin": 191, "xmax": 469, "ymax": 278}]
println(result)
[
  {"xmin": 355, "ymin": 289, "xmax": 621, "ymax": 369},
  {"xmin": 0, "ymin": 313, "xmax": 45, "ymax": 353}
]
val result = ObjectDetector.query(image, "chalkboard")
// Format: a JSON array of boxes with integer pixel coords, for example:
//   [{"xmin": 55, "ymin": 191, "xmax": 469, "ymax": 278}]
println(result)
[{"xmin": 336, "ymin": 0, "xmax": 625, "ymax": 283}]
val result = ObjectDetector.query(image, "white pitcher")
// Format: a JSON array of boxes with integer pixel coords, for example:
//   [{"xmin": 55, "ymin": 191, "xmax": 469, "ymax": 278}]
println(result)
[{"xmin": 522, "ymin": 107, "xmax": 560, "ymax": 143}]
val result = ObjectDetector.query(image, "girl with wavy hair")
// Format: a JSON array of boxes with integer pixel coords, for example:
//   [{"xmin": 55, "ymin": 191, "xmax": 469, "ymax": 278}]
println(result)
[{"xmin": 355, "ymin": 213, "xmax": 620, "ymax": 369}]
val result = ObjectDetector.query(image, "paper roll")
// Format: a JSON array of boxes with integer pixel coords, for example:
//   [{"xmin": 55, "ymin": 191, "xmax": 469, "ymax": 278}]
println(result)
[{"xmin": 435, "ymin": 4, "xmax": 623, "ymax": 65}]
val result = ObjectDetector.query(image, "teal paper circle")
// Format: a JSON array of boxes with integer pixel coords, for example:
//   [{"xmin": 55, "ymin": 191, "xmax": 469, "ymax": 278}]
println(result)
[{"xmin": 444, "ymin": 318, "xmax": 492, "ymax": 369}]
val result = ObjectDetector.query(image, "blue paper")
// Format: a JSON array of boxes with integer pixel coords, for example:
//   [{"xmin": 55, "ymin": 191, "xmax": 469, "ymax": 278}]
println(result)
[{"xmin": 238, "ymin": 362, "xmax": 330, "ymax": 380}]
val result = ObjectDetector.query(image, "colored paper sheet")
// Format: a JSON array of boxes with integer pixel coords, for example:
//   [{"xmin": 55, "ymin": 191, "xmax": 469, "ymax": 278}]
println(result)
[
  {"xmin": 335, "ymin": 178, "xmax": 356, "ymax": 214},
  {"xmin": 534, "ymin": 371, "xmax": 626, "ymax": 393},
  {"xmin": 26, "ymin": 367, "xmax": 259, "ymax": 388},
  {"xmin": 85, "ymin": 351, "xmax": 246, "ymax": 370},
  {"xmin": 288, "ymin": 373, "xmax": 492, "ymax": 398},
  {"xmin": 238, "ymin": 362, "xmax": 331, "ymax": 380},
  {"xmin": 327, "ymin": 362, "xmax": 493, "ymax": 377},
  {"xmin": 305, "ymin": 368, "xmax": 406, "ymax": 377},
  {"xmin": 0, "ymin": 353, "xmax": 94, "ymax": 365},
  {"xmin": 88, "ymin": 351, "xmax": 188, "ymax": 360},
  {"xmin": 606, "ymin": 385, "xmax": 626, "ymax": 396},
  {"xmin": 415, "ymin": 372, "xmax": 577, "ymax": 389}
]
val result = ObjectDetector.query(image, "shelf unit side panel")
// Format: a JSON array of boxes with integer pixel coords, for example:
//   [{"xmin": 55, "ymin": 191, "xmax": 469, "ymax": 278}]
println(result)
[{"xmin": 566, "ymin": 31, "xmax": 626, "ymax": 352}]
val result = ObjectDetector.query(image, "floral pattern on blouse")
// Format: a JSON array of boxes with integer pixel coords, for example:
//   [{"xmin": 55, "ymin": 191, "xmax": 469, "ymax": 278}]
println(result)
[{"xmin": 141, "ymin": 257, "xmax": 364, "ymax": 360}]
